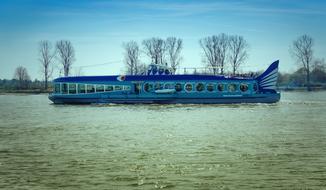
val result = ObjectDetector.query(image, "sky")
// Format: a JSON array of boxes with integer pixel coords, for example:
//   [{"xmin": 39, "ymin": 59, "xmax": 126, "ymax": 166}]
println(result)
[{"xmin": 0, "ymin": 0, "xmax": 325, "ymax": 80}]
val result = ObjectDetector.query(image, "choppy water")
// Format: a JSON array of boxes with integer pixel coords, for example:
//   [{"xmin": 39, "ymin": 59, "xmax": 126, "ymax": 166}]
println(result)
[{"xmin": 0, "ymin": 91, "xmax": 326, "ymax": 190}]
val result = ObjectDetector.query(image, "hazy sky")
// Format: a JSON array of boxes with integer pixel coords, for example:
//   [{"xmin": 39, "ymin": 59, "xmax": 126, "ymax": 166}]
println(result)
[{"xmin": 1, "ymin": 0, "xmax": 325, "ymax": 80}]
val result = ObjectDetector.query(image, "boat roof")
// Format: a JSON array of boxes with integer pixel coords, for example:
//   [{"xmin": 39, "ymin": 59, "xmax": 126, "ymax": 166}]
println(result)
[{"xmin": 53, "ymin": 74, "xmax": 256, "ymax": 83}]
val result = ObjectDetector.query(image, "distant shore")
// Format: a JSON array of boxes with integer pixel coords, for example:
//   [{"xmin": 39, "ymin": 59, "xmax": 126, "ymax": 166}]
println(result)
[{"xmin": 0, "ymin": 89, "xmax": 51, "ymax": 94}]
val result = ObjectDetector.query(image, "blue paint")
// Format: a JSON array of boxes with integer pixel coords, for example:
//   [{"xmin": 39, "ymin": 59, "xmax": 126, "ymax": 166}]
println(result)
[{"xmin": 49, "ymin": 61, "xmax": 281, "ymax": 104}]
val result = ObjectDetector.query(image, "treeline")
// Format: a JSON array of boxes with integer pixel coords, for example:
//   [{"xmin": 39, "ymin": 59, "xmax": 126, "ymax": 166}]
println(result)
[
  {"xmin": 3, "ymin": 33, "xmax": 326, "ymax": 92},
  {"xmin": 10, "ymin": 40, "xmax": 76, "ymax": 91},
  {"xmin": 122, "ymin": 34, "xmax": 249, "ymax": 76},
  {"xmin": 278, "ymin": 58, "xmax": 326, "ymax": 88}
]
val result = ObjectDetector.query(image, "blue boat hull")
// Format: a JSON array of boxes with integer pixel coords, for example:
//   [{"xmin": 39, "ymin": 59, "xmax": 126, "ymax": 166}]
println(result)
[{"xmin": 49, "ymin": 93, "xmax": 280, "ymax": 104}]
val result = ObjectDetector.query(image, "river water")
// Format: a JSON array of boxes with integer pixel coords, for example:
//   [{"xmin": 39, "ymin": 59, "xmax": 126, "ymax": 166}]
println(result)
[{"xmin": 0, "ymin": 91, "xmax": 326, "ymax": 190}]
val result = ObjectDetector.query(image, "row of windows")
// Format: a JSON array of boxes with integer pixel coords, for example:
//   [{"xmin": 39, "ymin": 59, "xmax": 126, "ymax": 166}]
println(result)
[
  {"xmin": 54, "ymin": 83, "xmax": 131, "ymax": 94},
  {"xmin": 144, "ymin": 82, "xmax": 257, "ymax": 93}
]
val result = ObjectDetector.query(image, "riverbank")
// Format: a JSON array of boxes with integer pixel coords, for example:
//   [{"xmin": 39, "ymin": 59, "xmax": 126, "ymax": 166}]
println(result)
[{"xmin": 0, "ymin": 89, "xmax": 51, "ymax": 94}]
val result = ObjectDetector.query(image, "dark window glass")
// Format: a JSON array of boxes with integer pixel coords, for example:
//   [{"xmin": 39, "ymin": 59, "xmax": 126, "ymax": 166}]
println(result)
[
  {"xmin": 185, "ymin": 83, "xmax": 193, "ymax": 92},
  {"xmin": 62, "ymin": 83, "xmax": 68, "ymax": 94},
  {"xmin": 240, "ymin": 83, "xmax": 249, "ymax": 92},
  {"xmin": 96, "ymin": 85, "xmax": 104, "ymax": 92},
  {"xmin": 217, "ymin": 84, "xmax": 224, "ymax": 92},
  {"xmin": 115, "ymin": 86, "xmax": 122, "ymax": 91},
  {"xmin": 196, "ymin": 83, "xmax": 204, "ymax": 92},
  {"xmin": 69, "ymin": 84, "xmax": 76, "ymax": 94},
  {"xmin": 105, "ymin": 85, "xmax": 113, "ymax": 92},
  {"xmin": 78, "ymin": 84, "xmax": 86, "ymax": 93},
  {"xmin": 175, "ymin": 83, "xmax": 182, "ymax": 92},
  {"xmin": 228, "ymin": 84, "xmax": 237, "ymax": 92},
  {"xmin": 144, "ymin": 83, "xmax": 153, "ymax": 92},
  {"xmin": 206, "ymin": 83, "xmax": 214, "ymax": 92},
  {"xmin": 87, "ymin": 85, "xmax": 95, "ymax": 93},
  {"xmin": 54, "ymin": 84, "xmax": 60, "ymax": 93}
]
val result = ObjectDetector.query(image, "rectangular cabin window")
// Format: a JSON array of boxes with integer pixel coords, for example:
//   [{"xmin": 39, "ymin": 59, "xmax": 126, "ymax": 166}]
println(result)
[
  {"xmin": 114, "ymin": 85, "xmax": 122, "ymax": 91},
  {"xmin": 54, "ymin": 84, "xmax": 60, "ymax": 93},
  {"xmin": 105, "ymin": 85, "xmax": 113, "ymax": 92},
  {"xmin": 78, "ymin": 84, "xmax": 86, "ymax": 93},
  {"xmin": 69, "ymin": 84, "xmax": 77, "ymax": 94},
  {"xmin": 62, "ymin": 83, "xmax": 68, "ymax": 94},
  {"xmin": 96, "ymin": 85, "xmax": 104, "ymax": 92},
  {"xmin": 87, "ymin": 84, "xmax": 95, "ymax": 93}
]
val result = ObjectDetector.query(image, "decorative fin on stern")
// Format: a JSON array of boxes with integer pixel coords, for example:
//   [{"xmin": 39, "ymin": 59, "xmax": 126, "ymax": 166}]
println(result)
[{"xmin": 256, "ymin": 60, "xmax": 279, "ymax": 91}]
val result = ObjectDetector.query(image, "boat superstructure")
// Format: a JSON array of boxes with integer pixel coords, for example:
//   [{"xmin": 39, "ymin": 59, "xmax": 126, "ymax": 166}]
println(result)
[{"xmin": 49, "ymin": 60, "xmax": 280, "ymax": 104}]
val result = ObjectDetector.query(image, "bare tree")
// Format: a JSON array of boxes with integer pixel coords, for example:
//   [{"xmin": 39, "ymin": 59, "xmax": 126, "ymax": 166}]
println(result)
[
  {"xmin": 39, "ymin": 40, "xmax": 55, "ymax": 90},
  {"xmin": 166, "ymin": 37, "xmax": 183, "ymax": 74},
  {"xmin": 56, "ymin": 40, "xmax": 75, "ymax": 77},
  {"xmin": 229, "ymin": 35, "xmax": 248, "ymax": 75},
  {"xmin": 123, "ymin": 41, "xmax": 141, "ymax": 75},
  {"xmin": 142, "ymin": 38, "xmax": 166, "ymax": 65},
  {"xmin": 199, "ymin": 33, "xmax": 229, "ymax": 75},
  {"xmin": 290, "ymin": 35, "xmax": 313, "ymax": 91},
  {"xmin": 14, "ymin": 66, "xmax": 30, "ymax": 89}
]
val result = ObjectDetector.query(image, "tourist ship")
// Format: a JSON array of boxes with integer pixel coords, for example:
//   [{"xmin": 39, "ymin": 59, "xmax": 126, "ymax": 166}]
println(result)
[{"xmin": 49, "ymin": 60, "xmax": 280, "ymax": 104}]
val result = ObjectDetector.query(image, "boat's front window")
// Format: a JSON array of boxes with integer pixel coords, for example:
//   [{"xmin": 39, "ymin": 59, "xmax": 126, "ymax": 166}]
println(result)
[
  {"xmin": 54, "ymin": 83, "xmax": 60, "ymax": 93},
  {"xmin": 62, "ymin": 83, "xmax": 68, "ymax": 94}
]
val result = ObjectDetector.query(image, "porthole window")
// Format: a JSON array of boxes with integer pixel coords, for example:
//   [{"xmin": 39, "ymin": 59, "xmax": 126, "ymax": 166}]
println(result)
[
  {"xmin": 240, "ymin": 83, "xmax": 249, "ymax": 92},
  {"xmin": 217, "ymin": 84, "xmax": 224, "ymax": 92},
  {"xmin": 78, "ymin": 84, "xmax": 86, "ymax": 93},
  {"xmin": 175, "ymin": 83, "xmax": 182, "ymax": 92},
  {"xmin": 196, "ymin": 83, "xmax": 205, "ymax": 92},
  {"xmin": 253, "ymin": 83, "xmax": 258, "ymax": 91},
  {"xmin": 185, "ymin": 83, "xmax": 193, "ymax": 92},
  {"xmin": 105, "ymin": 85, "xmax": 113, "ymax": 92},
  {"xmin": 206, "ymin": 83, "xmax": 214, "ymax": 92},
  {"xmin": 155, "ymin": 83, "xmax": 163, "ymax": 90},
  {"xmin": 144, "ymin": 83, "xmax": 153, "ymax": 92},
  {"xmin": 228, "ymin": 84, "xmax": 237, "ymax": 92},
  {"xmin": 164, "ymin": 83, "xmax": 173, "ymax": 89}
]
